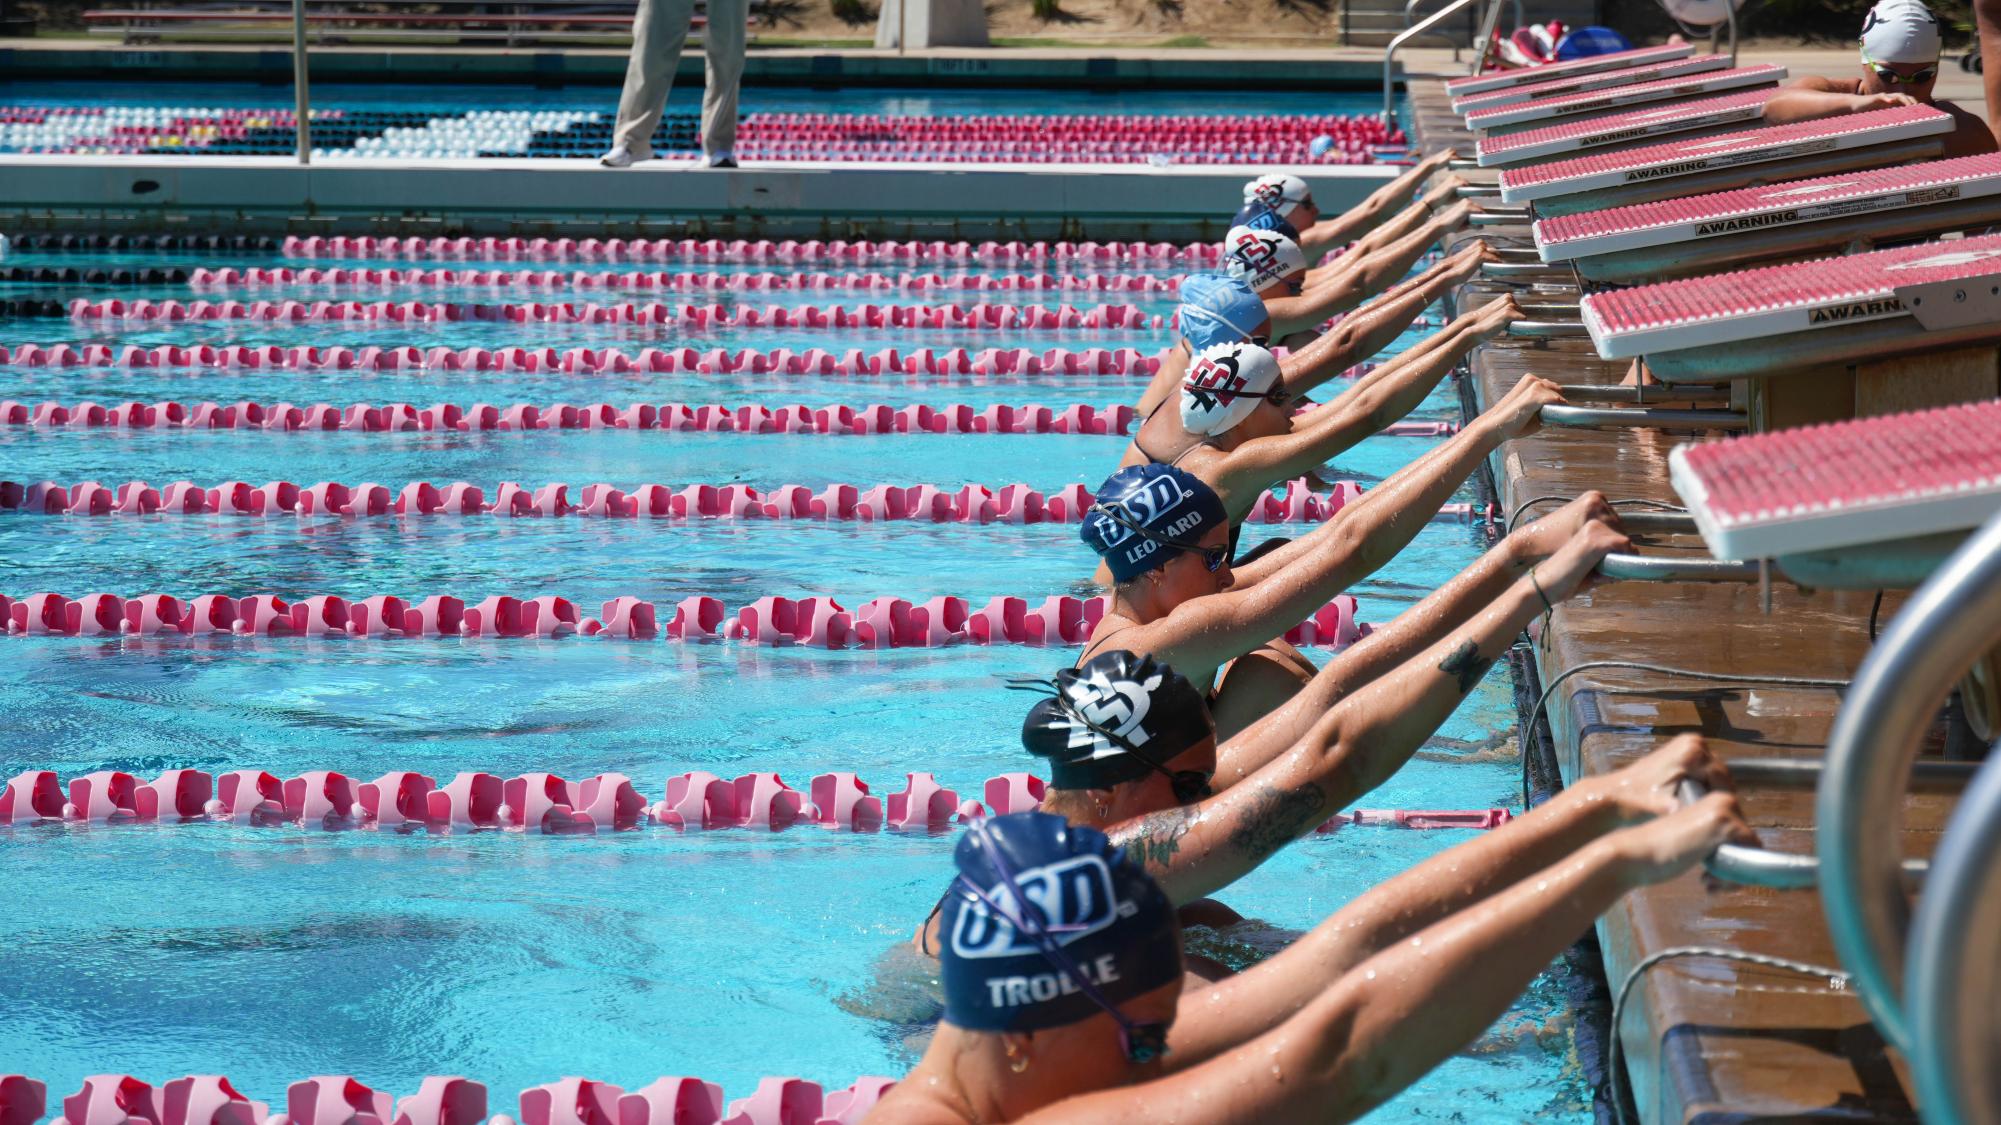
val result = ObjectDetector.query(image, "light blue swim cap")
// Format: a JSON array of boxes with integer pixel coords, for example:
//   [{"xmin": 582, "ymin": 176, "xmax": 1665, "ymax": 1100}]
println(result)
[{"xmin": 1176, "ymin": 274, "xmax": 1267, "ymax": 351}]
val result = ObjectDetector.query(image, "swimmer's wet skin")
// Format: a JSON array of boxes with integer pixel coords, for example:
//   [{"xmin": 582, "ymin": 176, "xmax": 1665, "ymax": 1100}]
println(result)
[
  {"xmin": 866, "ymin": 751, "xmax": 1758, "ymax": 1125},
  {"xmin": 902, "ymin": 495, "xmax": 1629, "ymax": 959},
  {"xmin": 1762, "ymin": 0, "xmax": 1998, "ymax": 158},
  {"xmin": 1081, "ymin": 373, "xmax": 1569, "ymax": 739}
]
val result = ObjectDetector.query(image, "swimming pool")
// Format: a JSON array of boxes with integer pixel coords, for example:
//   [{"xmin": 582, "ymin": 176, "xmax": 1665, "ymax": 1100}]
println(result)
[{"xmin": 0, "ymin": 237, "xmax": 1589, "ymax": 1122}]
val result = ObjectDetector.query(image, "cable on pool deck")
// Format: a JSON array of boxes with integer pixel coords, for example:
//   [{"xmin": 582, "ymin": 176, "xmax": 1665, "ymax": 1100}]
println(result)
[
  {"xmin": 1605, "ymin": 948, "xmax": 1850, "ymax": 1125},
  {"xmin": 1519, "ymin": 661, "xmax": 1851, "ymax": 807}
]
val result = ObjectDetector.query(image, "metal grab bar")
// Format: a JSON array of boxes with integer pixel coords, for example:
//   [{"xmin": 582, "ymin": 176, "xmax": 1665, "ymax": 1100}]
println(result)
[
  {"xmin": 1614, "ymin": 511, "xmax": 1699, "ymax": 535},
  {"xmin": 1676, "ymin": 779, "xmax": 1823, "ymax": 889},
  {"xmin": 1469, "ymin": 211, "xmax": 1530, "ymax": 226},
  {"xmin": 1507, "ymin": 321, "xmax": 1589, "ymax": 338},
  {"xmin": 1553, "ymin": 384, "xmax": 1726, "ymax": 404},
  {"xmin": 1599, "ymin": 553, "xmax": 1761, "ymax": 583},
  {"xmin": 1382, "ymin": 0, "xmax": 1504, "ymax": 127},
  {"xmin": 1479, "ymin": 261, "xmax": 1572, "ymax": 279},
  {"xmin": 1730, "ymin": 757, "xmax": 1980, "ymax": 791},
  {"xmin": 1906, "ymin": 751, "xmax": 2001, "ymax": 1124},
  {"xmin": 1819, "ymin": 506, "xmax": 2001, "ymax": 1053},
  {"xmin": 1456, "ymin": 184, "xmax": 1504, "ymax": 198},
  {"xmin": 1539, "ymin": 404, "xmax": 1748, "ymax": 431}
]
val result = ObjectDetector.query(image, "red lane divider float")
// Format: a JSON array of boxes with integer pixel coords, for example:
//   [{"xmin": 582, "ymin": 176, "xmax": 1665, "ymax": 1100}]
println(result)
[
  {"xmin": 65, "ymin": 298, "xmax": 1165, "ymax": 331},
  {"xmin": 0, "ymin": 591, "xmax": 1369, "ymax": 647},
  {"xmin": 189, "ymin": 266, "xmax": 1185, "ymax": 294},
  {"xmin": 1, "ymin": 764, "xmax": 1512, "ymax": 836},
  {"xmin": 0, "ymin": 1071, "xmax": 895, "ymax": 1125},
  {"xmin": 282, "ymin": 235, "xmax": 1228, "ymax": 265},
  {"xmin": 0, "ymin": 477, "xmax": 1476, "ymax": 524},
  {"xmin": 0, "ymin": 343, "xmax": 1169, "ymax": 376},
  {"xmin": 0, "ymin": 398, "xmax": 1450, "ymax": 439}
]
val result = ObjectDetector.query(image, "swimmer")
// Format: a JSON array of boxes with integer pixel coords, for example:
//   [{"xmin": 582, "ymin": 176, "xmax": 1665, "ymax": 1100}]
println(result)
[
  {"xmin": 903, "ymin": 500, "xmax": 1627, "ymax": 962},
  {"xmin": 1764, "ymin": 0, "xmax": 1996, "ymax": 157},
  {"xmin": 1236, "ymin": 152, "xmax": 1463, "ymax": 263},
  {"xmin": 1231, "ymin": 200, "xmax": 1482, "ymax": 344},
  {"xmin": 1083, "ymin": 374, "xmax": 1568, "ymax": 736},
  {"xmin": 869, "ymin": 745, "xmax": 1755, "ymax": 1124}
]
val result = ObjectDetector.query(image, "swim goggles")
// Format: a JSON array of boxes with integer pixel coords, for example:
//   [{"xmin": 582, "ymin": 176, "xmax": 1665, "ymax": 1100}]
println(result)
[
  {"xmin": 1862, "ymin": 52, "xmax": 1938, "ymax": 83},
  {"xmin": 954, "ymin": 819, "xmax": 1177, "ymax": 1064},
  {"xmin": 1005, "ymin": 676, "xmax": 1214, "ymax": 805},
  {"xmin": 1087, "ymin": 499, "xmax": 1229, "ymax": 573},
  {"xmin": 1181, "ymin": 377, "xmax": 1292, "ymax": 410}
]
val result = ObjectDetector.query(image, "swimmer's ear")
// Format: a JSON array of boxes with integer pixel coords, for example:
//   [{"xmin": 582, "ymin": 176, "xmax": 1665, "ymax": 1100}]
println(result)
[{"xmin": 1086, "ymin": 787, "xmax": 1118, "ymax": 817}]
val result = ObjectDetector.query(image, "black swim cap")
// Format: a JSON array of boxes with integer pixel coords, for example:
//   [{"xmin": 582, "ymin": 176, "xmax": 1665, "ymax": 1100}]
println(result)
[
  {"xmin": 1231, "ymin": 202, "xmax": 1302, "ymax": 241},
  {"xmin": 1018, "ymin": 651, "xmax": 1214, "ymax": 790},
  {"xmin": 939, "ymin": 812, "xmax": 1182, "ymax": 1034}
]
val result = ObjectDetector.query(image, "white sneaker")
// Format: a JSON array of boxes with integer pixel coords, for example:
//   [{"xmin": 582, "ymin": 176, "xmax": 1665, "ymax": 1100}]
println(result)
[
  {"xmin": 599, "ymin": 145, "xmax": 637, "ymax": 168},
  {"xmin": 705, "ymin": 150, "xmax": 738, "ymax": 169}
]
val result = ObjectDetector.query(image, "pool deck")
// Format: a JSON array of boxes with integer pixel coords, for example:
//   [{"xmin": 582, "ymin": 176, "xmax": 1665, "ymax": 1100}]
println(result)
[
  {"xmin": 0, "ymin": 152, "xmax": 1399, "ymax": 239},
  {"xmin": 1410, "ymin": 81, "xmax": 1945, "ymax": 1123}
]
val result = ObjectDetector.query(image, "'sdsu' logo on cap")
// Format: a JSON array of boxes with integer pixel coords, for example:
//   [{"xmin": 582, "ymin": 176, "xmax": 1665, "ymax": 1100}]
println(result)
[
  {"xmin": 1185, "ymin": 352, "xmax": 1247, "ymax": 413},
  {"xmin": 1252, "ymin": 181, "xmax": 1286, "ymax": 208},
  {"xmin": 949, "ymin": 854, "xmax": 1139, "ymax": 959},
  {"xmin": 1063, "ymin": 668, "xmax": 1160, "ymax": 756}
]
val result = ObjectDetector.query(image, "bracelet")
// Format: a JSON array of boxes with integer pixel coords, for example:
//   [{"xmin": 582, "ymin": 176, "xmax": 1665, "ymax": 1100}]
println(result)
[{"xmin": 1529, "ymin": 565, "xmax": 1555, "ymax": 614}]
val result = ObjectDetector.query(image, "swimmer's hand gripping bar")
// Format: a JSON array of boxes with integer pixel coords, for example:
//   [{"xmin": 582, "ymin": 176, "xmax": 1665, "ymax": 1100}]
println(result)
[{"xmin": 1674, "ymin": 778, "xmax": 1929, "ymax": 890}]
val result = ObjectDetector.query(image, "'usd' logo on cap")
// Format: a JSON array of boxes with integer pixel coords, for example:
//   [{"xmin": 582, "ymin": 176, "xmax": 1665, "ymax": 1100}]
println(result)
[
  {"xmin": 949, "ymin": 854, "xmax": 1137, "ymax": 959},
  {"xmin": 1090, "ymin": 474, "xmax": 1194, "ymax": 549}
]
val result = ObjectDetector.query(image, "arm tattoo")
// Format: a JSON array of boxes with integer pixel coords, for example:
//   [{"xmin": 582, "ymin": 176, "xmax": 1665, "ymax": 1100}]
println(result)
[
  {"xmin": 1124, "ymin": 806, "xmax": 1195, "ymax": 873},
  {"xmin": 1225, "ymin": 782, "xmax": 1327, "ymax": 864},
  {"xmin": 1438, "ymin": 639, "xmax": 1494, "ymax": 694}
]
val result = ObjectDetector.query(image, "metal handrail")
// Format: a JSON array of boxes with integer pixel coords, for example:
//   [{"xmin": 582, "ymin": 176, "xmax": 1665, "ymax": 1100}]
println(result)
[
  {"xmin": 1540, "ymin": 404, "xmax": 1747, "ymax": 430},
  {"xmin": 1818, "ymin": 506, "xmax": 2001, "ymax": 1053},
  {"xmin": 1906, "ymin": 750, "xmax": 2001, "ymax": 1124},
  {"xmin": 292, "ymin": 0, "xmax": 310, "ymax": 164},
  {"xmin": 1600, "ymin": 553, "xmax": 1760, "ymax": 583},
  {"xmin": 1402, "ymin": 0, "xmax": 1520, "ymax": 36},
  {"xmin": 1381, "ymin": 0, "xmax": 1503, "ymax": 127}
]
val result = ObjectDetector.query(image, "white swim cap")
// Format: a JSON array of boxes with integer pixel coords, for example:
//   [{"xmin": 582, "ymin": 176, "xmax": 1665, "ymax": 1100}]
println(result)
[
  {"xmin": 1241, "ymin": 173, "xmax": 1311, "ymax": 221},
  {"xmin": 1182, "ymin": 341, "xmax": 1284, "ymax": 436},
  {"xmin": 1861, "ymin": 0, "xmax": 1941, "ymax": 64},
  {"xmin": 1221, "ymin": 226, "xmax": 1307, "ymax": 293}
]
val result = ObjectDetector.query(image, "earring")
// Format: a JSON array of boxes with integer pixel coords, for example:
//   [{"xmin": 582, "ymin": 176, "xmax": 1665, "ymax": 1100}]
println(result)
[
  {"xmin": 1095, "ymin": 802, "xmax": 1110, "ymax": 819},
  {"xmin": 1006, "ymin": 1042, "xmax": 1031, "ymax": 1074}
]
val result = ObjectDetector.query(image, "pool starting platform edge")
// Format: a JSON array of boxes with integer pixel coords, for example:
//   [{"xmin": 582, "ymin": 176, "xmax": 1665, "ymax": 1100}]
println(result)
[{"xmin": 0, "ymin": 153, "xmax": 1401, "ymax": 239}]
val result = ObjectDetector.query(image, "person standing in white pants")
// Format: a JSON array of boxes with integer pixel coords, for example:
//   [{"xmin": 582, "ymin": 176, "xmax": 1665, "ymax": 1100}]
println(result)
[{"xmin": 600, "ymin": 0, "xmax": 746, "ymax": 168}]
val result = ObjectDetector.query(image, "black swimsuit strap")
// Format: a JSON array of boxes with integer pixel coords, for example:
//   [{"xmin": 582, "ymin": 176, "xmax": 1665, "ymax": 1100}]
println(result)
[{"xmin": 1079, "ymin": 623, "xmax": 1136, "ymax": 662}]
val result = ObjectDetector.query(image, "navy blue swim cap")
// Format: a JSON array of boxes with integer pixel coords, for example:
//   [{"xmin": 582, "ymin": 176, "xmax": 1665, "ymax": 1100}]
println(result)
[
  {"xmin": 939, "ymin": 811, "xmax": 1182, "ymax": 1033},
  {"xmin": 1081, "ymin": 465, "xmax": 1229, "ymax": 583},
  {"xmin": 1019, "ymin": 651, "xmax": 1214, "ymax": 790},
  {"xmin": 1231, "ymin": 203, "xmax": 1302, "ymax": 242}
]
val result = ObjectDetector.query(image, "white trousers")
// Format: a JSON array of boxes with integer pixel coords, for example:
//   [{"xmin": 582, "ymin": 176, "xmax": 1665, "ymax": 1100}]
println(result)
[{"xmin": 611, "ymin": 0, "xmax": 745, "ymax": 158}]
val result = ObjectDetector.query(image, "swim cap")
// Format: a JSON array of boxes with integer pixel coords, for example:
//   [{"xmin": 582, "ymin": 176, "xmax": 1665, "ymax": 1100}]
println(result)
[
  {"xmin": 1221, "ymin": 226, "xmax": 1307, "ymax": 293},
  {"xmin": 1241, "ymin": 173, "xmax": 1311, "ymax": 221},
  {"xmin": 1231, "ymin": 203, "xmax": 1302, "ymax": 242},
  {"xmin": 1861, "ymin": 0, "xmax": 1941, "ymax": 63},
  {"xmin": 1176, "ymin": 273, "xmax": 1268, "ymax": 351},
  {"xmin": 1081, "ymin": 465, "xmax": 1229, "ymax": 583},
  {"xmin": 1019, "ymin": 652, "xmax": 1214, "ymax": 790},
  {"xmin": 1181, "ymin": 340, "xmax": 1284, "ymax": 436},
  {"xmin": 938, "ymin": 811, "xmax": 1182, "ymax": 1033}
]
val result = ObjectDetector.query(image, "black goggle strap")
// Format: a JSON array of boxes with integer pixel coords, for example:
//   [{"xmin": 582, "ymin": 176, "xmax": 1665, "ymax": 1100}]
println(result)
[
  {"xmin": 1180, "ymin": 380, "xmax": 1290, "ymax": 406},
  {"xmin": 1003, "ymin": 677, "xmax": 1202, "ymax": 796},
  {"xmin": 956, "ymin": 819, "xmax": 1163, "ymax": 1061}
]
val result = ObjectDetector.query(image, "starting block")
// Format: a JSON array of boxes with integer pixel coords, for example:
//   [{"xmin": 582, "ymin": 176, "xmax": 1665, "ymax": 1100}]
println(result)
[
  {"xmin": 1464, "ymin": 64, "xmax": 1786, "ymax": 134},
  {"xmin": 1476, "ymin": 86, "xmax": 1782, "ymax": 167},
  {"xmin": 1444, "ymin": 42, "xmax": 1697, "ymax": 99},
  {"xmin": 1499, "ymin": 103, "xmax": 1953, "ymax": 216},
  {"xmin": 1452, "ymin": 54, "xmax": 1732, "ymax": 116},
  {"xmin": 1536, "ymin": 152, "xmax": 2001, "ymax": 282}
]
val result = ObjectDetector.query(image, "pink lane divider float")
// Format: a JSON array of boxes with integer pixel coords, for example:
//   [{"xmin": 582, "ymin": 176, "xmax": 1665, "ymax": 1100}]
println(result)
[
  {"xmin": 189, "ymin": 266, "xmax": 1184, "ymax": 295},
  {"xmin": 280, "ymin": 235, "xmax": 1226, "ymax": 265},
  {"xmin": 0, "ymin": 343, "xmax": 1167, "ymax": 377},
  {"xmin": 0, "ymin": 591, "xmax": 1369, "ymax": 649},
  {"xmin": 0, "ymin": 1076, "xmax": 44, "ymax": 1125},
  {"xmin": 64, "ymin": 298, "xmax": 1164, "ymax": 332},
  {"xmin": 1, "ymin": 478, "xmax": 1468, "ymax": 525}
]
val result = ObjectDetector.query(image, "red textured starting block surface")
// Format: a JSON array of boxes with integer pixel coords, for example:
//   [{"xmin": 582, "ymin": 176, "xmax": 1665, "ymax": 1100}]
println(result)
[
  {"xmin": 1498, "ymin": 103, "xmax": 1954, "ymax": 204},
  {"xmin": 1475, "ymin": 86, "xmax": 1780, "ymax": 166},
  {"xmin": 1452, "ymin": 54, "xmax": 1730, "ymax": 115},
  {"xmin": 1580, "ymin": 231, "xmax": 2001, "ymax": 358},
  {"xmin": 1536, "ymin": 152, "xmax": 2001, "ymax": 262},
  {"xmin": 1443, "ymin": 42, "xmax": 1697, "ymax": 98},
  {"xmin": 1669, "ymin": 398, "xmax": 2001, "ymax": 559},
  {"xmin": 1463, "ymin": 64, "xmax": 1785, "ymax": 131}
]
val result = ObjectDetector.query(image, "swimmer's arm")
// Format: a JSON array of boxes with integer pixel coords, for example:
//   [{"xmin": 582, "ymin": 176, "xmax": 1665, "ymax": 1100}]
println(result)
[
  {"xmin": 1225, "ymin": 405, "xmax": 1511, "ymax": 590},
  {"xmin": 1300, "ymin": 154, "xmax": 1449, "ymax": 253},
  {"xmin": 1272, "ymin": 209, "xmax": 1464, "ymax": 336},
  {"xmin": 1761, "ymin": 77, "xmax": 1896, "ymax": 125},
  {"xmin": 1135, "ymin": 341, "xmax": 1192, "ymax": 415},
  {"xmin": 1276, "ymin": 241, "xmax": 1475, "ymax": 396}
]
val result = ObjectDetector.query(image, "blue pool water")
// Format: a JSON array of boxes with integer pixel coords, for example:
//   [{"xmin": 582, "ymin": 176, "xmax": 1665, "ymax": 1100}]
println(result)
[{"xmin": 0, "ymin": 243, "xmax": 1588, "ymax": 1123}]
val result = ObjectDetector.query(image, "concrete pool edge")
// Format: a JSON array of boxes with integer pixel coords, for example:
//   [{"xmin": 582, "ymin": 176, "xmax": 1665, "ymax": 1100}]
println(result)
[{"xmin": 0, "ymin": 154, "xmax": 1400, "ymax": 239}]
